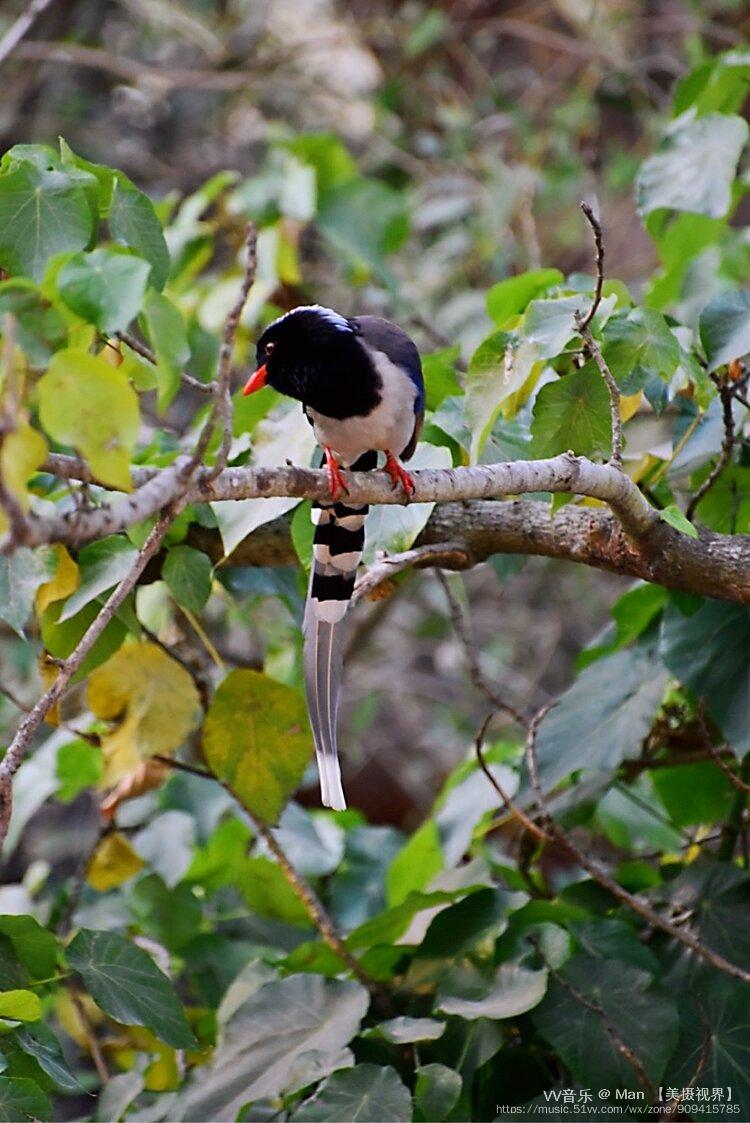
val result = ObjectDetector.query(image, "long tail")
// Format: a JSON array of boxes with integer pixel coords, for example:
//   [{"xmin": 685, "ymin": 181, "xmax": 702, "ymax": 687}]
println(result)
[{"xmin": 303, "ymin": 450, "xmax": 376, "ymax": 810}]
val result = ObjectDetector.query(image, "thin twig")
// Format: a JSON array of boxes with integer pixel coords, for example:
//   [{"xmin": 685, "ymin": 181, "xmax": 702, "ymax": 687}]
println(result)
[
  {"xmin": 474, "ymin": 712, "xmax": 547, "ymax": 842},
  {"xmin": 153, "ymin": 755, "xmax": 389, "ymax": 1007},
  {"xmin": 578, "ymin": 201, "xmax": 604, "ymax": 331},
  {"xmin": 0, "ymin": 505, "xmax": 183, "ymax": 846},
  {"xmin": 576, "ymin": 204, "xmax": 623, "ymax": 468},
  {"xmin": 0, "ymin": 0, "xmax": 57, "ymax": 67},
  {"xmin": 69, "ymin": 988, "xmax": 109, "ymax": 1085},
  {"xmin": 436, "ymin": 569, "xmax": 527, "ymax": 728},
  {"xmin": 116, "ymin": 332, "xmax": 213, "ymax": 395},
  {"xmin": 524, "ymin": 705, "xmax": 750, "ymax": 987},
  {"xmin": 352, "ymin": 542, "xmax": 470, "ymax": 605},
  {"xmin": 686, "ymin": 377, "xmax": 735, "ymax": 521},
  {"xmin": 188, "ymin": 225, "xmax": 257, "ymax": 478},
  {"xmin": 529, "ymin": 934, "xmax": 657, "ymax": 1102}
]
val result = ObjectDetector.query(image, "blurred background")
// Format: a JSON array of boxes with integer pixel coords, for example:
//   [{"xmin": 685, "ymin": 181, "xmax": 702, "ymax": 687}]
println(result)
[{"xmin": 1, "ymin": 0, "xmax": 747, "ymax": 833}]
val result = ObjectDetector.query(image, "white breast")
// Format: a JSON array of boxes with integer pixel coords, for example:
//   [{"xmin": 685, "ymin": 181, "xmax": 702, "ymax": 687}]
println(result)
[{"xmin": 306, "ymin": 347, "xmax": 418, "ymax": 465}]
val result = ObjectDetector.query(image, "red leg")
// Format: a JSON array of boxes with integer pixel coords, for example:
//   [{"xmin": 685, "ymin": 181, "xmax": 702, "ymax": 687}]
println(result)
[
  {"xmin": 384, "ymin": 450, "xmax": 416, "ymax": 499},
  {"xmin": 324, "ymin": 446, "xmax": 349, "ymax": 501}
]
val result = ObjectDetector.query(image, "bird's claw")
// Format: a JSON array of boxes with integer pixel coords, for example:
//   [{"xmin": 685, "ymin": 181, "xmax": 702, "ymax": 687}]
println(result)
[
  {"xmin": 324, "ymin": 448, "xmax": 349, "ymax": 501},
  {"xmin": 384, "ymin": 452, "xmax": 416, "ymax": 501}
]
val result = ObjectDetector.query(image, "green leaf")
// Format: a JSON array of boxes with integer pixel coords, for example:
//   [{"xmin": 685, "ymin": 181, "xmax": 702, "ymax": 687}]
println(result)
[
  {"xmin": 57, "ymin": 248, "xmax": 151, "ymax": 332},
  {"xmin": 56, "ymin": 739, "xmax": 104, "ymax": 803},
  {"xmin": 162, "ymin": 545, "xmax": 213, "ymax": 614},
  {"xmin": 143, "ymin": 290, "xmax": 190, "ymax": 410},
  {"xmin": 41, "ymin": 597, "xmax": 128, "ymax": 681},
  {"xmin": 0, "ymin": 280, "xmax": 66, "ymax": 366},
  {"xmin": 0, "ymin": 1077, "xmax": 51, "ymax": 1122},
  {"xmin": 37, "ymin": 349, "xmax": 140, "ymax": 491},
  {"xmin": 694, "ymin": 466, "xmax": 750, "ymax": 533},
  {"xmin": 239, "ymin": 856, "xmax": 312, "ymax": 927},
  {"xmin": 533, "ymin": 956, "xmax": 678, "ymax": 1090},
  {"xmin": 58, "ymin": 536, "xmax": 138, "ymax": 622},
  {"xmin": 602, "ymin": 308, "xmax": 681, "ymax": 391},
  {"xmin": 524, "ymin": 295, "xmax": 584, "ymax": 357},
  {"xmin": 0, "ymin": 991, "xmax": 40, "ymax": 1022},
  {"xmin": 0, "ymin": 157, "xmax": 95, "ymax": 282},
  {"xmin": 291, "ymin": 1065, "xmax": 412, "ymax": 1123},
  {"xmin": 414, "ymin": 1064, "xmax": 462, "ymax": 1123},
  {"xmin": 109, "ymin": 172, "xmax": 170, "ymax": 291},
  {"xmin": 386, "ymin": 820, "xmax": 443, "ymax": 906},
  {"xmin": 436, "ymin": 961, "xmax": 547, "ymax": 1020},
  {"xmin": 422, "ymin": 347, "xmax": 462, "ymax": 410},
  {"xmin": 174, "ymin": 975, "xmax": 368, "ymax": 1121},
  {"xmin": 0, "ymin": 917, "xmax": 57, "ymax": 981},
  {"xmin": 419, "ymin": 887, "xmax": 512, "ymax": 959},
  {"xmin": 465, "ymin": 329, "xmax": 537, "ymax": 459},
  {"xmin": 0, "ymin": 547, "xmax": 58, "ymax": 637},
  {"xmin": 203, "ymin": 669, "xmax": 312, "ymax": 824},
  {"xmin": 66, "ymin": 928, "xmax": 196, "ymax": 1049},
  {"xmin": 652, "ymin": 761, "xmax": 736, "ymax": 827},
  {"xmin": 486, "ymin": 269, "xmax": 563, "ymax": 326},
  {"xmin": 530, "ymin": 365, "xmax": 612, "ymax": 459},
  {"xmin": 14, "ymin": 1024, "xmax": 82, "ymax": 1092},
  {"xmin": 699, "ymin": 289, "xmax": 750, "ymax": 372},
  {"xmin": 365, "ymin": 1017, "xmax": 445, "ymax": 1044},
  {"xmin": 659, "ymin": 504, "xmax": 698, "ymax": 538},
  {"xmin": 660, "ymin": 601, "xmax": 750, "ymax": 753},
  {"xmin": 636, "ymin": 113, "xmax": 749, "ymax": 219},
  {"xmin": 317, "ymin": 178, "xmax": 408, "ymax": 282},
  {"xmin": 128, "ymin": 875, "xmax": 202, "ymax": 954},
  {"xmin": 523, "ymin": 645, "xmax": 669, "ymax": 795},
  {"xmin": 667, "ymin": 974, "xmax": 750, "ymax": 1122}
]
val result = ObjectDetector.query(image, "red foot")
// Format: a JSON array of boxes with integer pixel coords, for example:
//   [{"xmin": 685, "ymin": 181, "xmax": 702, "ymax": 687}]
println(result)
[
  {"xmin": 384, "ymin": 451, "xmax": 416, "ymax": 499},
  {"xmin": 324, "ymin": 447, "xmax": 349, "ymax": 501}
]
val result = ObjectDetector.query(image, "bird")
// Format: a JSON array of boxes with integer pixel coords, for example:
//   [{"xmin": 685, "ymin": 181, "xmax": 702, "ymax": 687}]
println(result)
[{"xmin": 242, "ymin": 304, "xmax": 425, "ymax": 811}]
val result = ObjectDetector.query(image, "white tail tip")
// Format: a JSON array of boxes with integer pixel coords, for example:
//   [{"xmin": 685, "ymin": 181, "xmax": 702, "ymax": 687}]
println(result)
[{"xmin": 316, "ymin": 751, "xmax": 347, "ymax": 811}]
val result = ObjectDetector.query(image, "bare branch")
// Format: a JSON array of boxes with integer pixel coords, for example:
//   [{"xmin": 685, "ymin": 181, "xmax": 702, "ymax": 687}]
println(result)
[
  {"xmin": 436, "ymin": 569, "xmax": 527, "ymax": 728},
  {"xmin": 575, "ymin": 204, "xmax": 623, "ymax": 468},
  {"xmin": 116, "ymin": 332, "xmax": 213, "ymax": 395},
  {"xmin": 154, "ymin": 754, "xmax": 390, "ymax": 1009},
  {"xmin": 10, "ymin": 39, "xmax": 250, "ymax": 90},
  {"xmin": 578, "ymin": 201, "xmax": 605, "ymax": 331},
  {"xmin": 0, "ymin": 0, "xmax": 57, "ymax": 67},
  {"xmin": 352, "ymin": 542, "xmax": 471, "ymax": 605},
  {"xmin": 187, "ymin": 225, "xmax": 257, "ymax": 478},
  {"xmin": 686, "ymin": 376, "xmax": 736, "ymax": 521},
  {"xmin": 524, "ymin": 705, "xmax": 750, "ymax": 988},
  {"xmin": 474, "ymin": 712, "xmax": 547, "ymax": 842},
  {"xmin": 529, "ymin": 934, "xmax": 657, "ymax": 1102}
]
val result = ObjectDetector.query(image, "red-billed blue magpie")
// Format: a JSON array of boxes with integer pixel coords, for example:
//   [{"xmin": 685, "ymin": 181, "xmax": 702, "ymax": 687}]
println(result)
[{"xmin": 243, "ymin": 305, "xmax": 425, "ymax": 810}]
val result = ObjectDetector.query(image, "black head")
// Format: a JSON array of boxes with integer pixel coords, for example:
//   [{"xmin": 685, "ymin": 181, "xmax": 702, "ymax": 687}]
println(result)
[{"xmin": 245, "ymin": 305, "xmax": 381, "ymax": 418}]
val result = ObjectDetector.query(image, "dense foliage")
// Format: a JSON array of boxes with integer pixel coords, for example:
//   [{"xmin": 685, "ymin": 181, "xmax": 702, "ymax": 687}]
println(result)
[{"xmin": 1, "ymin": 28, "xmax": 750, "ymax": 1123}]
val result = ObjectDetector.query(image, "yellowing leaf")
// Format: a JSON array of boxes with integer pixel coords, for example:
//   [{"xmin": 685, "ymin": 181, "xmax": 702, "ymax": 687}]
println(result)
[
  {"xmin": 0, "ymin": 422, "xmax": 47, "ymax": 509},
  {"xmin": 38, "ymin": 653, "xmax": 61, "ymax": 726},
  {"xmin": 88, "ymin": 642, "xmax": 201, "ymax": 785},
  {"xmin": 100, "ymin": 758, "xmax": 171, "ymax": 820},
  {"xmin": 86, "ymin": 831, "xmax": 144, "ymax": 891},
  {"xmin": 37, "ymin": 349, "xmax": 140, "ymax": 490},
  {"xmin": 203, "ymin": 669, "xmax": 312, "ymax": 824},
  {"xmin": 0, "ymin": 989, "xmax": 42, "ymax": 1022},
  {"xmin": 36, "ymin": 545, "xmax": 79, "ymax": 615},
  {"xmin": 620, "ymin": 391, "xmax": 642, "ymax": 424}
]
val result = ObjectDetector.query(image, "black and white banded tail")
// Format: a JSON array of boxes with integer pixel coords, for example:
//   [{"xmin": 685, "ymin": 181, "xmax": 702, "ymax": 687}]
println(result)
[{"xmin": 303, "ymin": 451, "xmax": 376, "ymax": 810}]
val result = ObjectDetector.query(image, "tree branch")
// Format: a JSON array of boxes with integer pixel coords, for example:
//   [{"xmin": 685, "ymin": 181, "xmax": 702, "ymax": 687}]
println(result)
[
  {"xmin": 0, "ymin": 0, "xmax": 57, "ymax": 67},
  {"xmin": 686, "ymin": 376, "xmax": 736, "ymax": 521},
  {"xmin": 0, "ymin": 504, "xmax": 183, "ymax": 846},
  {"xmin": 524, "ymin": 706, "xmax": 750, "ymax": 988}
]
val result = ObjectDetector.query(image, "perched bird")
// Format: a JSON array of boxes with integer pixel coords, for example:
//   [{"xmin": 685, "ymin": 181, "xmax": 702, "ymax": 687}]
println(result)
[{"xmin": 243, "ymin": 305, "xmax": 425, "ymax": 810}]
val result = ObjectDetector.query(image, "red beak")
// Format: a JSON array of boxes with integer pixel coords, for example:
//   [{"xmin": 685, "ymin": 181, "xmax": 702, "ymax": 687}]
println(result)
[{"xmin": 242, "ymin": 364, "xmax": 267, "ymax": 395}]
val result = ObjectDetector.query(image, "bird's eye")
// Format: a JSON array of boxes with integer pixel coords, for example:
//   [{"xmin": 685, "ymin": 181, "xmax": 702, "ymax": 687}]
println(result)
[{"xmin": 265, "ymin": 341, "xmax": 275, "ymax": 356}]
